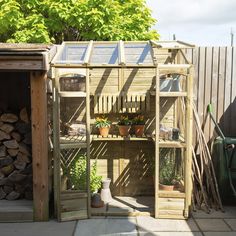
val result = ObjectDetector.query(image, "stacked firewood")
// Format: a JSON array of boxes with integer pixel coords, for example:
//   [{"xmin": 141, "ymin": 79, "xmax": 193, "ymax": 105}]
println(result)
[{"xmin": 0, "ymin": 108, "xmax": 32, "ymax": 200}]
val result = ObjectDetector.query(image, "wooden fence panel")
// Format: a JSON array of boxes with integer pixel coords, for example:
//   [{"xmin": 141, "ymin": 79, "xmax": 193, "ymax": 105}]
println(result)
[{"xmin": 184, "ymin": 46, "xmax": 236, "ymax": 145}]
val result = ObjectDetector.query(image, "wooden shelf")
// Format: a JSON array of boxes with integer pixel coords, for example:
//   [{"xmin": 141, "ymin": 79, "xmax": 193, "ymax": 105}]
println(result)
[
  {"xmin": 60, "ymin": 135, "xmax": 186, "ymax": 147},
  {"xmin": 159, "ymin": 140, "xmax": 186, "ymax": 148},
  {"xmin": 59, "ymin": 91, "xmax": 86, "ymax": 97},
  {"xmin": 150, "ymin": 91, "xmax": 187, "ymax": 97},
  {"xmin": 92, "ymin": 134, "xmax": 153, "ymax": 141},
  {"xmin": 159, "ymin": 92, "xmax": 187, "ymax": 97},
  {"xmin": 60, "ymin": 135, "xmax": 87, "ymax": 149},
  {"xmin": 158, "ymin": 190, "xmax": 185, "ymax": 198}
]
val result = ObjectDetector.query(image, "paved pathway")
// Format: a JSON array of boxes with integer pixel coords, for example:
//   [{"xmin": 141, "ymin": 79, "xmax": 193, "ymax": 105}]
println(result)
[{"xmin": 1, "ymin": 207, "xmax": 236, "ymax": 236}]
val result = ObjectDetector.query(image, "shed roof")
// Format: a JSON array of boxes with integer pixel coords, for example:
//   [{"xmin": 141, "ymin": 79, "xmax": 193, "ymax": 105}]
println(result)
[{"xmin": 0, "ymin": 43, "xmax": 56, "ymax": 71}]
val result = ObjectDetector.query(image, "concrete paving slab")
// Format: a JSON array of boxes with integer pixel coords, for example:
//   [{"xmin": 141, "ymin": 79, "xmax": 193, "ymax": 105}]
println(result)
[
  {"xmin": 195, "ymin": 219, "xmax": 231, "ymax": 231},
  {"xmin": 91, "ymin": 204, "xmax": 107, "ymax": 214},
  {"xmin": 74, "ymin": 218, "xmax": 137, "ymax": 236},
  {"xmin": 137, "ymin": 216, "xmax": 199, "ymax": 232},
  {"xmin": 203, "ymin": 233, "xmax": 236, "ymax": 236},
  {"xmin": 192, "ymin": 207, "xmax": 236, "ymax": 219},
  {"xmin": 0, "ymin": 220, "xmax": 76, "ymax": 236},
  {"xmin": 139, "ymin": 232, "xmax": 203, "ymax": 236},
  {"xmin": 225, "ymin": 219, "xmax": 236, "ymax": 231}
]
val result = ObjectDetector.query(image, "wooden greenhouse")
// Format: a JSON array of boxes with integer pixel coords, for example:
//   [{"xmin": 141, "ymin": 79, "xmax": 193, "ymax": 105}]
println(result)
[{"xmin": 51, "ymin": 40, "xmax": 194, "ymax": 221}]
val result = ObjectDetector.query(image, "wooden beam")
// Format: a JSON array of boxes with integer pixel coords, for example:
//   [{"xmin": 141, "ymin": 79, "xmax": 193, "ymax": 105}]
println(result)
[
  {"xmin": 118, "ymin": 40, "xmax": 125, "ymax": 65},
  {"xmin": 86, "ymin": 68, "xmax": 91, "ymax": 218},
  {"xmin": 155, "ymin": 65, "xmax": 160, "ymax": 218},
  {"xmin": 30, "ymin": 71, "xmax": 49, "ymax": 221},
  {"xmin": 0, "ymin": 59, "xmax": 44, "ymax": 71},
  {"xmin": 83, "ymin": 40, "xmax": 93, "ymax": 65},
  {"xmin": 184, "ymin": 67, "xmax": 193, "ymax": 218}
]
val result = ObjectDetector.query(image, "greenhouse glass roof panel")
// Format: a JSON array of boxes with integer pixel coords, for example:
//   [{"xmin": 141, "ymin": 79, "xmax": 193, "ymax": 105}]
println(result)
[
  {"xmin": 52, "ymin": 41, "xmax": 155, "ymax": 67},
  {"xmin": 124, "ymin": 42, "xmax": 153, "ymax": 65},
  {"xmin": 90, "ymin": 43, "xmax": 118, "ymax": 65},
  {"xmin": 54, "ymin": 42, "xmax": 88, "ymax": 64}
]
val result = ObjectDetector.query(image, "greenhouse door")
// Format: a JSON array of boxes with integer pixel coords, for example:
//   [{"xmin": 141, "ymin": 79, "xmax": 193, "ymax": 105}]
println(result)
[{"xmin": 52, "ymin": 68, "xmax": 91, "ymax": 221}]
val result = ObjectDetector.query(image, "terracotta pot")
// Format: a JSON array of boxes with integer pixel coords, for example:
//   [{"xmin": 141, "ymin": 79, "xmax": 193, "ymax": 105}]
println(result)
[
  {"xmin": 99, "ymin": 127, "xmax": 110, "ymax": 137},
  {"xmin": 133, "ymin": 125, "xmax": 145, "ymax": 137},
  {"xmin": 159, "ymin": 183, "xmax": 174, "ymax": 191},
  {"xmin": 118, "ymin": 125, "xmax": 131, "ymax": 136}
]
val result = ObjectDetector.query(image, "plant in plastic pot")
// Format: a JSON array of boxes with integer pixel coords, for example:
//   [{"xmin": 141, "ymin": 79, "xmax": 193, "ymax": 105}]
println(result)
[
  {"xmin": 159, "ymin": 150, "xmax": 181, "ymax": 191},
  {"xmin": 95, "ymin": 115, "xmax": 111, "ymax": 137},
  {"xmin": 117, "ymin": 115, "xmax": 132, "ymax": 137},
  {"xmin": 132, "ymin": 115, "xmax": 145, "ymax": 137}
]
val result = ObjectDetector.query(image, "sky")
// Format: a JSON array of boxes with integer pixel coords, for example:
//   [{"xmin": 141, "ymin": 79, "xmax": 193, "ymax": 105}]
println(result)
[{"xmin": 146, "ymin": 0, "xmax": 236, "ymax": 46}]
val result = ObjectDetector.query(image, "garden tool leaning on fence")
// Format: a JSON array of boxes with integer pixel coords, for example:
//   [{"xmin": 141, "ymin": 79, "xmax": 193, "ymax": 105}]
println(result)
[{"xmin": 208, "ymin": 104, "xmax": 236, "ymax": 197}]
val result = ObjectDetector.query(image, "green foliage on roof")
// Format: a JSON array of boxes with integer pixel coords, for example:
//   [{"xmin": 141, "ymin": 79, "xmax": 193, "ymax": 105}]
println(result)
[{"xmin": 0, "ymin": 0, "xmax": 159, "ymax": 43}]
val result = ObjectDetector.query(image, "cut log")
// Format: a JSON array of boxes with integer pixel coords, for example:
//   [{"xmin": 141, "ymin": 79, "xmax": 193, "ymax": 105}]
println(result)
[
  {"xmin": 7, "ymin": 148, "xmax": 19, "ymax": 157},
  {"xmin": 3, "ymin": 140, "xmax": 19, "ymax": 149},
  {"xmin": 15, "ymin": 184, "xmax": 26, "ymax": 194},
  {"xmin": 0, "ymin": 187, "xmax": 6, "ymax": 199},
  {"xmin": 6, "ymin": 191, "xmax": 20, "ymax": 200},
  {"xmin": 13, "ymin": 160, "xmax": 26, "ymax": 170},
  {"xmin": 15, "ymin": 122, "xmax": 31, "ymax": 134},
  {"xmin": 25, "ymin": 191, "xmax": 33, "ymax": 200},
  {"xmin": 19, "ymin": 143, "xmax": 30, "ymax": 156},
  {"xmin": 0, "ymin": 171, "xmax": 4, "ymax": 179},
  {"xmin": 0, "ymin": 145, "xmax": 6, "ymax": 157},
  {"xmin": 3, "ymin": 185, "xmax": 13, "ymax": 194},
  {"xmin": 1, "ymin": 164, "xmax": 14, "ymax": 175},
  {"xmin": 8, "ymin": 170, "xmax": 26, "ymax": 182},
  {"xmin": 0, "ymin": 123, "xmax": 14, "ymax": 134},
  {"xmin": 0, "ymin": 178, "xmax": 13, "ymax": 186},
  {"xmin": 0, "ymin": 130, "xmax": 11, "ymax": 141},
  {"xmin": 11, "ymin": 131, "xmax": 21, "ymax": 142},
  {"xmin": 20, "ymin": 164, "xmax": 32, "ymax": 175},
  {"xmin": 20, "ymin": 108, "xmax": 29, "ymax": 124},
  {"xmin": 1, "ymin": 113, "xmax": 18, "ymax": 123},
  {"xmin": 23, "ymin": 132, "xmax": 32, "ymax": 145},
  {"xmin": 0, "ymin": 121, "xmax": 3, "ymax": 127},
  {"xmin": 0, "ymin": 156, "xmax": 13, "ymax": 167},
  {"xmin": 17, "ymin": 152, "xmax": 30, "ymax": 163}
]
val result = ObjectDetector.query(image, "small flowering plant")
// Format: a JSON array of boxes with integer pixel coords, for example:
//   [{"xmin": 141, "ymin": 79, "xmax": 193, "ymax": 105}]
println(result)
[
  {"xmin": 132, "ymin": 115, "xmax": 145, "ymax": 125},
  {"xmin": 117, "ymin": 115, "xmax": 132, "ymax": 126},
  {"xmin": 95, "ymin": 115, "xmax": 111, "ymax": 128}
]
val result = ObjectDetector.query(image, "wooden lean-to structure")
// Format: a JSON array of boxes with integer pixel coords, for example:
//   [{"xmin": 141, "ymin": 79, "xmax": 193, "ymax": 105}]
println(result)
[{"xmin": 51, "ymin": 40, "xmax": 194, "ymax": 221}]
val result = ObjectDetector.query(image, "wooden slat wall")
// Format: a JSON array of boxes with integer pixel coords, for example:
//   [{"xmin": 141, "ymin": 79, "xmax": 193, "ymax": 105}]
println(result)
[{"xmin": 183, "ymin": 47, "xmax": 236, "ymax": 144}]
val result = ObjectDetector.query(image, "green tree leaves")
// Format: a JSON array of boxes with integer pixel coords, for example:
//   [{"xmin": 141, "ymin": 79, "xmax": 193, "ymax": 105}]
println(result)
[{"xmin": 0, "ymin": 0, "xmax": 159, "ymax": 43}]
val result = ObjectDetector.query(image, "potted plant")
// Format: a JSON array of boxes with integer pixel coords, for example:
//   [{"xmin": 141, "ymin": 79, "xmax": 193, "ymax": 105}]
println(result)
[
  {"xmin": 95, "ymin": 115, "xmax": 111, "ymax": 137},
  {"xmin": 69, "ymin": 154, "xmax": 102, "ymax": 193},
  {"xmin": 117, "ymin": 115, "xmax": 132, "ymax": 136},
  {"xmin": 159, "ymin": 153, "xmax": 180, "ymax": 191},
  {"xmin": 132, "ymin": 115, "xmax": 145, "ymax": 137}
]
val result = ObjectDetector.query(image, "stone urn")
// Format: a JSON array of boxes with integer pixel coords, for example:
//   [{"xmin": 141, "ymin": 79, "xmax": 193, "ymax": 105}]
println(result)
[{"xmin": 100, "ymin": 178, "xmax": 112, "ymax": 203}]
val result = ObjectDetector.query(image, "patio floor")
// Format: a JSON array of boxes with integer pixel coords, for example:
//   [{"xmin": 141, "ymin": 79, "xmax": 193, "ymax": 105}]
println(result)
[{"xmin": 0, "ymin": 207, "xmax": 236, "ymax": 236}]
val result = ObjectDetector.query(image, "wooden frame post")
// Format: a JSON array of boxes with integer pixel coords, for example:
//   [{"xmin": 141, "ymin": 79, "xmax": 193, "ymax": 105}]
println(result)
[
  {"xmin": 86, "ymin": 68, "xmax": 91, "ymax": 218},
  {"xmin": 155, "ymin": 65, "xmax": 160, "ymax": 218},
  {"xmin": 184, "ymin": 67, "xmax": 193, "ymax": 218},
  {"xmin": 31, "ymin": 71, "xmax": 49, "ymax": 221}
]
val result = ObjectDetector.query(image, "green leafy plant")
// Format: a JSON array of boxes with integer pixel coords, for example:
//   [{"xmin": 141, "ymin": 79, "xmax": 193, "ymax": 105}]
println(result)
[
  {"xmin": 0, "ymin": 0, "xmax": 159, "ymax": 43},
  {"xmin": 69, "ymin": 155, "xmax": 102, "ymax": 192},
  {"xmin": 159, "ymin": 149, "xmax": 181, "ymax": 186},
  {"xmin": 118, "ymin": 115, "xmax": 132, "ymax": 126},
  {"xmin": 132, "ymin": 115, "xmax": 145, "ymax": 125},
  {"xmin": 95, "ymin": 115, "xmax": 111, "ymax": 128}
]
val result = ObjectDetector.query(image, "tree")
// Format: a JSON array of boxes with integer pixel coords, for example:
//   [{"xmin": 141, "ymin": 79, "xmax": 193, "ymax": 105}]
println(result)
[{"xmin": 0, "ymin": 0, "xmax": 159, "ymax": 43}]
